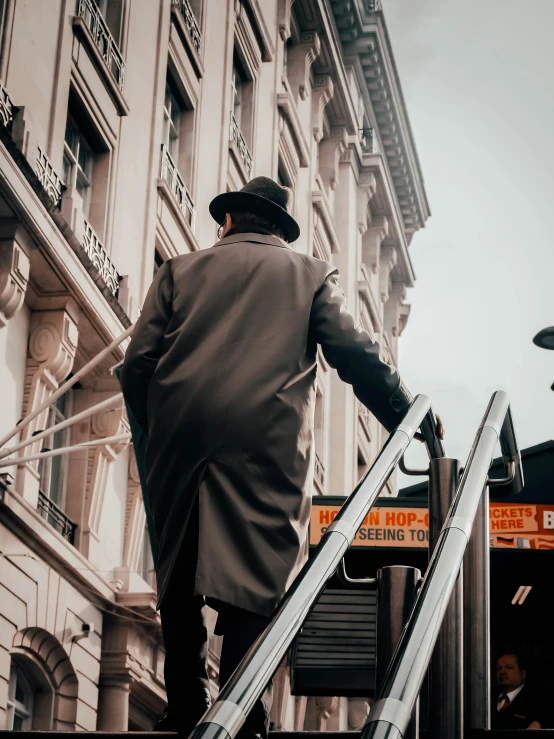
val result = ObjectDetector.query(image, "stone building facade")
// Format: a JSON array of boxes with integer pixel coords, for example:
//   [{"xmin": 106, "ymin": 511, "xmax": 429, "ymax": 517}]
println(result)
[{"xmin": 0, "ymin": 0, "xmax": 428, "ymax": 732}]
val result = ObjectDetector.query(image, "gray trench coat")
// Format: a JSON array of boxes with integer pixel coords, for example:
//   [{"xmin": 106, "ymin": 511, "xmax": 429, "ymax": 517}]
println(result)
[{"xmin": 120, "ymin": 232, "xmax": 411, "ymax": 616}]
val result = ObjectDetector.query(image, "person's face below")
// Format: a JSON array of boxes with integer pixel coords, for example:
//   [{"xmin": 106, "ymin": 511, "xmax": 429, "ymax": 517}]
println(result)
[{"xmin": 496, "ymin": 655, "xmax": 526, "ymax": 691}]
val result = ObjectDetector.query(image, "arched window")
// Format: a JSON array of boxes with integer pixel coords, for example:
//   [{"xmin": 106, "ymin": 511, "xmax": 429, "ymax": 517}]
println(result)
[{"xmin": 7, "ymin": 663, "xmax": 34, "ymax": 730}]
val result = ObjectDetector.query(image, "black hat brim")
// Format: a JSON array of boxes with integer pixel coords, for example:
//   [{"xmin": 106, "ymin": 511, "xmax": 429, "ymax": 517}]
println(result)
[{"xmin": 209, "ymin": 191, "xmax": 300, "ymax": 243}]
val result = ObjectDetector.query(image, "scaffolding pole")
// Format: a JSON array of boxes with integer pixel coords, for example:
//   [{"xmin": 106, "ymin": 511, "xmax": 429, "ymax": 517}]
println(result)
[{"xmin": 0, "ymin": 433, "xmax": 132, "ymax": 468}]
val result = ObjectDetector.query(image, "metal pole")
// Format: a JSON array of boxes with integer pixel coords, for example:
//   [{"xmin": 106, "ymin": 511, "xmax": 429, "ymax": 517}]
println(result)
[
  {"xmin": 463, "ymin": 484, "xmax": 490, "ymax": 729},
  {"xmin": 428, "ymin": 457, "xmax": 463, "ymax": 739},
  {"xmin": 0, "ymin": 324, "xmax": 134, "ymax": 452},
  {"xmin": 376, "ymin": 566, "xmax": 421, "ymax": 739},
  {"xmin": 0, "ymin": 393, "xmax": 124, "ymax": 459},
  {"xmin": 0, "ymin": 433, "xmax": 132, "ymax": 468}
]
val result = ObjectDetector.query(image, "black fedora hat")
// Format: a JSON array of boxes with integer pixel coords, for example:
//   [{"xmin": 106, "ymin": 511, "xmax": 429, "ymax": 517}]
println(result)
[{"xmin": 209, "ymin": 176, "xmax": 300, "ymax": 243}]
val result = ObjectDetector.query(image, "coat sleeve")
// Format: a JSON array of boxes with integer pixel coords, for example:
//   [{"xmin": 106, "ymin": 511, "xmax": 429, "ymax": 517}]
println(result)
[
  {"xmin": 120, "ymin": 261, "xmax": 174, "ymax": 430},
  {"xmin": 310, "ymin": 268, "xmax": 412, "ymax": 432}
]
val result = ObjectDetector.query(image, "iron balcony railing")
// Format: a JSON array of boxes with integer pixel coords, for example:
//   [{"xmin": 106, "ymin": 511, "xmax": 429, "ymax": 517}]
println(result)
[
  {"xmin": 189, "ymin": 395, "xmax": 443, "ymax": 739},
  {"xmin": 230, "ymin": 112, "xmax": 253, "ymax": 177},
  {"xmin": 82, "ymin": 219, "xmax": 121, "ymax": 296},
  {"xmin": 36, "ymin": 147, "xmax": 64, "ymax": 207},
  {"xmin": 0, "ymin": 80, "xmax": 14, "ymax": 129},
  {"xmin": 37, "ymin": 490, "xmax": 77, "ymax": 544},
  {"xmin": 171, "ymin": 0, "xmax": 202, "ymax": 54},
  {"xmin": 76, "ymin": 0, "xmax": 125, "ymax": 91},
  {"xmin": 362, "ymin": 390, "xmax": 523, "ymax": 739},
  {"xmin": 160, "ymin": 144, "xmax": 196, "ymax": 232}
]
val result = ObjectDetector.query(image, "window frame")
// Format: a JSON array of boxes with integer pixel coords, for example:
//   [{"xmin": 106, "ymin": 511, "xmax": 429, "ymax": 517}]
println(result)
[
  {"xmin": 7, "ymin": 663, "xmax": 34, "ymax": 731},
  {"xmin": 63, "ymin": 114, "xmax": 94, "ymax": 219},
  {"xmin": 38, "ymin": 392, "xmax": 73, "ymax": 512}
]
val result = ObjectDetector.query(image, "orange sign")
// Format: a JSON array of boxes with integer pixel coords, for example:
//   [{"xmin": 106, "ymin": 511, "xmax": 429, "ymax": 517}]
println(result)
[{"xmin": 310, "ymin": 503, "xmax": 554, "ymax": 551}]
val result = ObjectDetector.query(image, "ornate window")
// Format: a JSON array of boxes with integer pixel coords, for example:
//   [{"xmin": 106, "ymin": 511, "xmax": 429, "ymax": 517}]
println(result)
[
  {"xmin": 7, "ymin": 663, "xmax": 34, "ymax": 730},
  {"xmin": 63, "ymin": 115, "xmax": 93, "ymax": 219}
]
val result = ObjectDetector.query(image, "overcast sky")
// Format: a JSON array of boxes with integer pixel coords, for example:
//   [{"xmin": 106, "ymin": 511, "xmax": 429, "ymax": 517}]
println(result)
[{"xmin": 381, "ymin": 0, "xmax": 554, "ymax": 483}]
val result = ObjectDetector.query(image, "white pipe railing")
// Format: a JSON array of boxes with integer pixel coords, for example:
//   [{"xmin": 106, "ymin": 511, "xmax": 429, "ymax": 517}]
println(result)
[
  {"xmin": 0, "ymin": 394, "xmax": 124, "ymax": 460},
  {"xmin": 0, "ymin": 433, "xmax": 132, "ymax": 469},
  {"xmin": 0, "ymin": 325, "xmax": 134, "ymax": 451}
]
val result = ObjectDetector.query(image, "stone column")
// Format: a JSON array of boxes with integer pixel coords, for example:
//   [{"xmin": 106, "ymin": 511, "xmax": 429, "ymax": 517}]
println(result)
[{"xmin": 96, "ymin": 676, "xmax": 131, "ymax": 731}]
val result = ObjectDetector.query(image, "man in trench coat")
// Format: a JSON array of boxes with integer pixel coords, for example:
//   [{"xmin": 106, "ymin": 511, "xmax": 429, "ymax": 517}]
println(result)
[{"xmin": 120, "ymin": 177, "xmax": 415, "ymax": 737}]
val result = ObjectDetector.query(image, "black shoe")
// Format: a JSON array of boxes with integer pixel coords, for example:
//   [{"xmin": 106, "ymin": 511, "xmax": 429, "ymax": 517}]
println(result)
[{"xmin": 154, "ymin": 704, "xmax": 211, "ymax": 735}]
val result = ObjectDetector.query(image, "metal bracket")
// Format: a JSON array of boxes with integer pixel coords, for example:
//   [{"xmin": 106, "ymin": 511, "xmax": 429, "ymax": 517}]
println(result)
[
  {"xmin": 399, "ymin": 454, "xmax": 430, "ymax": 477},
  {"xmin": 337, "ymin": 558, "xmax": 376, "ymax": 589},
  {"xmin": 487, "ymin": 460, "xmax": 515, "ymax": 487}
]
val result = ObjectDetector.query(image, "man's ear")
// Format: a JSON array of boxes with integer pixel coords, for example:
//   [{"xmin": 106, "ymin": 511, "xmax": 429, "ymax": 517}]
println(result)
[{"xmin": 521, "ymin": 668, "xmax": 527, "ymax": 682}]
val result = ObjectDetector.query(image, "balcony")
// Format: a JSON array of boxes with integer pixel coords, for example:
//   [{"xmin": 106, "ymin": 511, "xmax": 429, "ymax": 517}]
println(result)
[
  {"xmin": 230, "ymin": 112, "xmax": 253, "ymax": 178},
  {"xmin": 359, "ymin": 126, "xmax": 374, "ymax": 154},
  {"xmin": 171, "ymin": 0, "xmax": 202, "ymax": 55},
  {"xmin": 82, "ymin": 219, "xmax": 121, "ymax": 296},
  {"xmin": 160, "ymin": 144, "xmax": 196, "ymax": 232},
  {"xmin": 75, "ymin": 0, "xmax": 126, "ymax": 92},
  {"xmin": 37, "ymin": 490, "xmax": 77, "ymax": 544},
  {"xmin": 0, "ymin": 80, "xmax": 14, "ymax": 129},
  {"xmin": 35, "ymin": 147, "xmax": 63, "ymax": 207}
]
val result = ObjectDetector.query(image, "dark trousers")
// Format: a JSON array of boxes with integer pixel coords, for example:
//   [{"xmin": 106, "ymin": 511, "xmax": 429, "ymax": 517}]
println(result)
[{"xmin": 158, "ymin": 500, "xmax": 274, "ymax": 737}]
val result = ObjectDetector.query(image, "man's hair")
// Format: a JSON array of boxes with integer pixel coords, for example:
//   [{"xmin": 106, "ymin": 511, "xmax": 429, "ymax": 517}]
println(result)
[
  {"xmin": 229, "ymin": 211, "xmax": 287, "ymax": 241},
  {"xmin": 496, "ymin": 652, "xmax": 527, "ymax": 671}
]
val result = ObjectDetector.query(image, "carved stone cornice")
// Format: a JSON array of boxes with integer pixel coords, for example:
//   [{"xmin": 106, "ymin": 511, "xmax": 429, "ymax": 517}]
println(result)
[
  {"xmin": 286, "ymin": 31, "xmax": 320, "ymax": 102},
  {"xmin": 379, "ymin": 245, "xmax": 397, "ymax": 303},
  {"xmin": 330, "ymin": 4, "xmax": 430, "ymax": 237},
  {"xmin": 357, "ymin": 172, "xmax": 377, "ymax": 235},
  {"xmin": 318, "ymin": 126, "xmax": 349, "ymax": 194},
  {"xmin": 362, "ymin": 215, "xmax": 388, "ymax": 274},
  {"xmin": 277, "ymin": 0, "xmax": 294, "ymax": 41},
  {"xmin": 0, "ymin": 236, "xmax": 30, "ymax": 328},
  {"xmin": 311, "ymin": 74, "xmax": 334, "ymax": 144}
]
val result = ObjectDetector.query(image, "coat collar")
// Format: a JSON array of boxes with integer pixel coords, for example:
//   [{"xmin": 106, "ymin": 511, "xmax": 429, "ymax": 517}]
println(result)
[{"xmin": 215, "ymin": 232, "xmax": 291, "ymax": 250}]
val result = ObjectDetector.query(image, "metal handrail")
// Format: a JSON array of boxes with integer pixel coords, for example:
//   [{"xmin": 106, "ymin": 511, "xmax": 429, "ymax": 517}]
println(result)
[
  {"xmin": 362, "ymin": 390, "xmax": 523, "ymax": 739},
  {"xmin": 189, "ymin": 394, "xmax": 438, "ymax": 739}
]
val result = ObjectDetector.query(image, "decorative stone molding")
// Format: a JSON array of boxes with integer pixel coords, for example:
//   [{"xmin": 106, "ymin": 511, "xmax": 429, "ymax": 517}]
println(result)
[
  {"xmin": 315, "ymin": 696, "xmax": 339, "ymax": 731},
  {"xmin": 348, "ymin": 699, "xmax": 370, "ymax": 730},
  {"xmin": 385, "ymin": 282, "xmax": 411, "ymax": 337},
  {"xmin": 379, "ymin": 245, "xmax": 397, "ymax": 304},
  {"xmin": 80, "ymin": 401, "xmax": 129, "ymax": 558},
  {"xmin": 312, "ymin": 186, "xmax": 340, "ymax": 257},
  {"xmin": 269, "ymin": 660, "xmax": 291, "ymax": 730},
  {"xmin": 362, "ymin": 215, "xmax": 388, "ymax": 274},
  {"xmin": 311, "ymin": 75, "xmax": 334, "ymax": 143},
  {"xmin": 277, "ymin": 89, "xmax": 310, "ymax": 167},
  {"xmin": 286, "ymin": 31, "xmax": 320, "ymax": 102},
  {"xmin": 17, "ymin": 307, "xmax": 79, "ymax": 505},
  {"xmin": 357, "ymin": 172, "xmax": 377, "ymax": 235},
  {"xmin": 0, "ymin": 237, "xmax": 30, "ymax": 328},
  {"xmin": 277, "ymin": 0, "xmax": 294, "ymax": 41},
  {"xmin": 123, "ymin": 450, "xmax": 147, "ymax": 574},
  {"xmin": 318, "ymin": 126, "xmax": 349, "ymax": 194}
]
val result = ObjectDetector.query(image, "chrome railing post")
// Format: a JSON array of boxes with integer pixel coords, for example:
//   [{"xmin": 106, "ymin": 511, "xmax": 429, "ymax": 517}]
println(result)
[
  {"xmin": 361, "ymin": 391, "xmax": 523, "ymax": 739},
  {"xmin": 376, "ymin": 566, "xmax": 421, "ymax": 739},
  {"xmin": 463, "ymin": 482, "xmax": 490, "ymax": 730},
  {"xmin": 428, "ymin": 458, "xmax": 463, "ymax": 739}
]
